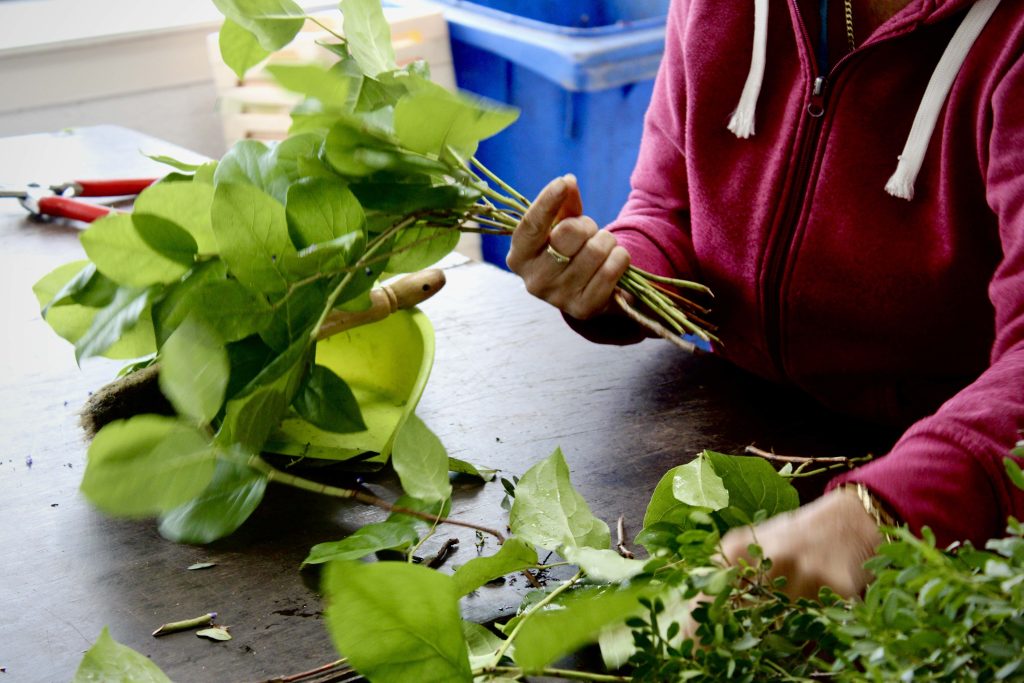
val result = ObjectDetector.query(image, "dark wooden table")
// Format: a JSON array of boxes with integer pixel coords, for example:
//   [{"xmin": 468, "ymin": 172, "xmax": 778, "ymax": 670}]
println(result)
[{"xmin": 0, "ymin": 126, "xmax": 899, "ymax": 682}]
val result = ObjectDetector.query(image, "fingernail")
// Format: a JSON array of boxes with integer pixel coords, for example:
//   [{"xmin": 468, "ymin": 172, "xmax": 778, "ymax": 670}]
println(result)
[{"xmin": 562, "ymin": 173, "xmax": 578, "ymax": 186}]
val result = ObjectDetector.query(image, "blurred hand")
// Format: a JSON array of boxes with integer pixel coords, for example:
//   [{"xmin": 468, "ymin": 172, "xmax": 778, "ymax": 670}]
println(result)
[
  {"xmin": 506, "ymin": 174, "xmax": 630, "ymax": 320},
  {"xmin": 718, "ymin": 487, "xmax": 883, "ymax": 599}
]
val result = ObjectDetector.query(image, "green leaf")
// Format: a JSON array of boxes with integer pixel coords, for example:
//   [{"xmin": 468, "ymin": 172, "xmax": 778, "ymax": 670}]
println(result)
[
  {"xmin": 385, "ymin": 225, "xmax": 460, "ymax": 274},
  {"xmin": 80, "ymin": 213, "xmax": 189, "ymax": 286},
  {"xmin": 340, "ymin": 0, "xmax": 397, "ymax": 77},
  {"xmin": 132, "ymin": 182, "xmax": 217, "ymax": 254},
  {"xmin": 132, "ymin": 214, "xmax": 198, "ymax": 267},
  {"xmin": 42, "ymin": 261, "xmax": 118, "ymax": 313},
  {"xmin": 293, "ymin": 364, "xmax": 367, "ymax": 433},
  {"xmin": 259, "ymin": 278, "xmax": 330, "ymax": 351},
  {"xmin": 513, "ymin": 584, "xmax": 650, "ymax": 672},
  {"xmin": 672, "ymin": 453, "xmax": 729, "ymax": 511},
  {"xmin": 211, "ymin": 182, "xmax": 295, "ymax": 295},
  {"xmin": 218, "ymin": 18, "xmax": 270, "ymax": 79},
  {"xmin": 145, "ymin": 154, "xmax": 203, "ymax": 173},
  {"xmin": 196, "ymin": 627, "xmax": 232, "ymax": 641},
  {"xmin": 703, "ymin": 451, "xmax": 799, "ymax": 526},
  {"xmin": 324, "ymin": 561, "xmax": 472, "ymax": 683},
  {"xmin": 212, "ymin": 0, "xmax": 304, "ymax": 51},
  {"xmin": 158, "ymin": 315, "xmax": 230, "ymax": 425},
  {"xmin": 451, "ymin": 537, "xmax": 538, "ymax": 596},
  {"xmin": 1005, "ymin": 457, "xmax": 1024, "ymax": 492},
  {"xmin": 562, "ymin": 546, "xmax": 646, "ymax": 583},
  {"xmin": 219, "ymin": 337, "xmax": 310, "ymax": 452},
  {"xmin": 509, "ymin": 447, "xmax": 610, "ymax": 552},
  {"xmin": 267, "ymin": 63, "xmax": 351, "ymax": 109},
  {"xmin": 81, "ymin": 415, "xmax": 216, "ymax": 518},
  {"xmin": 285, "ymin": 177, "xmax": 367, "ymax": 249},
  {"xmin": 391, "ymin": 413, "xmax": 452, "ymax": 503},
  {"xmin": 159, "ymin": 457, "xmax": 267, "ymax": 543},
  {"xmin": 215, "ymin": 135, "xmax": 328, "ymax": 204},
  {"xmin": 283, "ymin": 232, "xmax": 365, "ymax": 279},
  {"xmin": 351, "ymin": 179, "xmax": 479, "ymax": 214},
  {"xmin": 302, "ymin": 519, "xmax": 419, "ymax": 566},
  {"xmin": 75, "ymin": 286, "xmax": 157, "ymax": 362},
  {"xmin": 448, "ymin": 456, "xmax": 497, "ymax": 482},
  {"xmin": 462, "ymin": 622, "xmax": 504, "ymax": 669},
  {"xmin": 394, "ymin": 88, "xmax": 519, "ymax": 158},
  {"xmin": 73, "ymin": 627, "xmax": 171, "ymax": 683}
]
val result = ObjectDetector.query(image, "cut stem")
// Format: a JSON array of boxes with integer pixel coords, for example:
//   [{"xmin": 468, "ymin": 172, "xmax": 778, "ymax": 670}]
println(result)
[
  {"xmin": 247, "ymin": 457, "xmax": 506, "ymax": 542},
  {"xmin": 152, "ymin": 612, "xmax": 216, "ymax": 637}
]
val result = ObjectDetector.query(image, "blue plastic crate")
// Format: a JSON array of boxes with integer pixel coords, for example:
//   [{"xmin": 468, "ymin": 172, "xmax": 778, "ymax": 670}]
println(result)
[
  {"xmin": 425, "ymin": 0, "xmax": 669, "ymax": 267},
  {"xmin": 435, "ymin": 0, "xmax": 668, "ymax": 28}
]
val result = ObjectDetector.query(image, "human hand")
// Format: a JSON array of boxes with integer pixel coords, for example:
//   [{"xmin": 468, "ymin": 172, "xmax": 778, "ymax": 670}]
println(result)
[
  {"xmin": 506, "ymin": 174, "xmax": 630, "ymax": 320},
  {"xmin": 718, "ymin": 487, "xmax": 883, "ymax": 599}
]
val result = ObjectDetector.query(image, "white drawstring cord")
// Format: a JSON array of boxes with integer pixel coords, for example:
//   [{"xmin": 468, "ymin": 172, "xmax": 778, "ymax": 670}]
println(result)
[
  {"xmin": 885, "ymin": 0, "xmax": 1001, "ymax": 200},
  {"xmin": 727, "ymin": 0, "xmax": 769, "ymax": 138}
]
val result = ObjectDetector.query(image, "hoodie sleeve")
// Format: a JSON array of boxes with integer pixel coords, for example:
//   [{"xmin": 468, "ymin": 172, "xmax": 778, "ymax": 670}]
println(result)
[
  {"xmin": 829, "ymin": 55, "xmax": 1024, "ymax": 548},
  {"xmin": 604, "ymin": 0, "xmax": 700, "ymax": 282}
]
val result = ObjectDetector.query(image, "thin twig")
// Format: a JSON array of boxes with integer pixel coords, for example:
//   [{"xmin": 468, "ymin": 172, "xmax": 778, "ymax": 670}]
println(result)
[
  {"xmin": 522, "ymin": 569, "xmax": 543, "ymax": 589},
  {"xmin": 426, "ymin": 538, "xmax": 460, "ymax": 569},
  {"xmin": 744, "ymin": 445, "xmax": 857, "ymax": 464},
  {"xmin": 614, "ymin": 290, "xmax": 698, "ymax": 353},
  {"xmin": 258, "ymin": 658, "xmax": 350, "ymax": 683},
  {"xmin": 616, "ymin": 515, "xmax": 634, "ymax": 559}
]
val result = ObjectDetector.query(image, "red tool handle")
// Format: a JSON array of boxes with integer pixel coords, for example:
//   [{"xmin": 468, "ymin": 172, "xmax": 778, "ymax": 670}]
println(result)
[
  {"xmin": 74, "ymin": 178, "xmax": 158, "ymax": 197},
  {"xmin": 37, "ymin": 197, "xmax": 115, "ymax": 223}
]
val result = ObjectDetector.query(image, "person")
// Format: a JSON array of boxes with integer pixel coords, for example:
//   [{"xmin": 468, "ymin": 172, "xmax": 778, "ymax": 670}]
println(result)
[{"xmin": 507, "ymin": 0, "xmax": 1024, "ymax": 599}]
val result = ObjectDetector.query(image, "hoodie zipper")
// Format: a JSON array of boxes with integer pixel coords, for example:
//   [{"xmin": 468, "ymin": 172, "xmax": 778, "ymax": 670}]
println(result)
[{"xmin": 761, "ymin": 71, "xmax": 828, "ymax": 379}]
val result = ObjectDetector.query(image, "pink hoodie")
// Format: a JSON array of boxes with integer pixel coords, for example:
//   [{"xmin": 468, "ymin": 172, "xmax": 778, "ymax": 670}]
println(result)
[{"xmin": 603, "ymin": 0, "xmax": 1024, "ymax": 547}]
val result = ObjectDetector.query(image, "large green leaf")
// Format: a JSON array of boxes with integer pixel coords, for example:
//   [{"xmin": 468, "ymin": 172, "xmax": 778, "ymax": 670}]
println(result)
[
  {"xmin": 393, "ymin": 88, "xmax": 519, "ymax": 158},
  {"xmin": 34, "ymin": 262, "xmax": 155, "ymax": 358},
  {"xmin": 73, "ymin": 627, "xmax": 171, "ymax": 683},
  {"xmin": 212, "ymin": 0, "xmax": 304, "ymax": 51},
  {"xmin": 704, "ymin": 450, "xmax": 799, "ymax": 527},
  {"xmin": 258, "ymin": 278, "xmax": 330, "ymax": 351},
  {"xmin": 642, "ymin": 464, "xmax": 693, "ymax": 527},
  {"xmin": 267, "ymin": 63, "xmax": 351, "ymax": 109},
  {"xmin": 293, "ymin": 364, "xmax": 366, "ymax": 433},
  {"xmin": 81, "ymin": 415, "xmax": 216, "ymax": 518},
  {"xmin": 132, "ymin": 214, "xmax": 198, "ymax": 267},
  {"xmin": 340, "ymin": 0, "xmax": 397, "ymax": 77},
  {"xmin": 74, "ymin": 286, "xmax": 157, "ymax": 362},
  {"xmin": 211, "ymin": 182, "xmax": 295, "ymax": 295},
  {"xmin": 132, "ymin": 181, "xmax": 217, "ymax": 254},
  {"xmin": 219, "ymin": 17, "xmax": 270, "ymax": 80},
  {"xmin": 302, "ymin": 519, "xmax": 419, "ymax": 566},
  {"xmin": 158, "ymin": 315, "xmax": 229, "ymax": 426},
  {"xmin": 80, "ymin": 213, "xmax": 189, "ymax": 287},
  {"xmin": 509, "ymin": 448, "xmax": 610, "ymax": 552},
  {"xmin": 152, "ymin": 259, "xmax": 270, "ymax": 347},
  {"xmin": 672, "ymin": 453, "xmax": 729, "ymax": 511},
  {"xmin": 451, "ymin": 537, "xmax": 538, "ymax": 596},
  {"xmin": 513, "ymin": 583, "xmax": 650, "ymax": 672},
  {"xmin": 385, "ymin": 224, "xmax": 460, "ymax": 274},
  {"xmin": 285, "ymin": 177, "xmax": 366, "ymax": 249},
  {"xmin": 42, "ymin": 262, "xmax": 117, "ymax": 313},
  {"xmin": 158, "ymin": 456, "xmax": 267, "ymax": 543},
  {"xmin": 218, "ymin": 337, "xmax": 310, "ymax": 452},
  {"xmin": 324, "ymin": 561, "xmax": 472, "ymax": 682},
  {"xmin": 325, "ymin": 117, "xmax": 448, "ymax": 178},
  {"xmin": 391, "ymin": 413, "xmax": 451, "ymax": 503}
]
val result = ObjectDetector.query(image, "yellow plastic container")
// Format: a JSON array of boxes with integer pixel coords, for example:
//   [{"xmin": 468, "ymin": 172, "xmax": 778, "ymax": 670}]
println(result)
[{"xmin": 264, "ymin": 308, "xmax": 434, "ymax": 463}]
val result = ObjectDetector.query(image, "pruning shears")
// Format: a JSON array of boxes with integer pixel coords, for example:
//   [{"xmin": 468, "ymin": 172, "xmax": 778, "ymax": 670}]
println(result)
[{"xmin": 0, "ymin": 178, "xmax": 158, "ymax": 224}]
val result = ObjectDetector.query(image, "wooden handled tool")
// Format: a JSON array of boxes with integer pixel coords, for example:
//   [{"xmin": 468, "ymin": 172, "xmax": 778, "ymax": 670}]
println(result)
[{"xmin": 80, "ymin": 269, "xmax": 446, "ymax": 438}]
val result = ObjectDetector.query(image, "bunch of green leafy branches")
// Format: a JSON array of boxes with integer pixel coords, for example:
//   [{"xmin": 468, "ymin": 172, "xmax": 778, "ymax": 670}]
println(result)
[{"xmin": 74, "ymin": 449, "xmax": 1024, "ymax": 682}]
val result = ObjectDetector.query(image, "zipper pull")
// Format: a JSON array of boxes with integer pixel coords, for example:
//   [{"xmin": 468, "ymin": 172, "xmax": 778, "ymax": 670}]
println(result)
[{"xmin": 808, "ymin": 76, "xmax": 826, "ymax": 118}]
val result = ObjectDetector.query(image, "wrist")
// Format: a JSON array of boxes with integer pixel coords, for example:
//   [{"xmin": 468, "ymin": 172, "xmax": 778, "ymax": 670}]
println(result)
[{"xmin": 838, "ymin": 483, "xmax": 899, "ymax": 544}]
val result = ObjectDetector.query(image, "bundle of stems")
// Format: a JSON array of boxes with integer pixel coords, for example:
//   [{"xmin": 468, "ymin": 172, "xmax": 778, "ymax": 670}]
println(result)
[{"xmin": 443, "ymin": 155, "xmax": 720, "ymax": 351}]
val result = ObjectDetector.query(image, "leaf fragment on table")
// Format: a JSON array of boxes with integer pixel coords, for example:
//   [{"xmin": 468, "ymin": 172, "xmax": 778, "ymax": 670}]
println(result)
[
  {"xmin": 196, "ymin": 627, "xmax": 232, "ymax": 641},
  {"xmin": 74, "ymin": 627, "xmax": 171, "ymax": 683},
  {"xmin": 187, "ymin": 562, "xmax": 217, "ymax": 570}
]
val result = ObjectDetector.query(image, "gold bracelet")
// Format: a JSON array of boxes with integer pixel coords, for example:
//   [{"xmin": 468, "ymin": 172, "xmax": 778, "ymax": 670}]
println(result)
[{"xmin": 846, "ymin": 483, "xmax": 899, "ymax": 544}]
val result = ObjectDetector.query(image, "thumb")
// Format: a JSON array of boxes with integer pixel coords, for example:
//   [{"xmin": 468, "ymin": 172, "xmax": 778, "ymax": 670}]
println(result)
[{"xmin": 554, "ymin": 173, "xmax": 583, "ymax": 224}]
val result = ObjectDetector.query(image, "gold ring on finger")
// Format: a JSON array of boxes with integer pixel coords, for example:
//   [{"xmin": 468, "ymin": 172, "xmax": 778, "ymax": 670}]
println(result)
[{"xmin": 545, "ymin": 244, "xmax": 571, "ymax": 265}]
